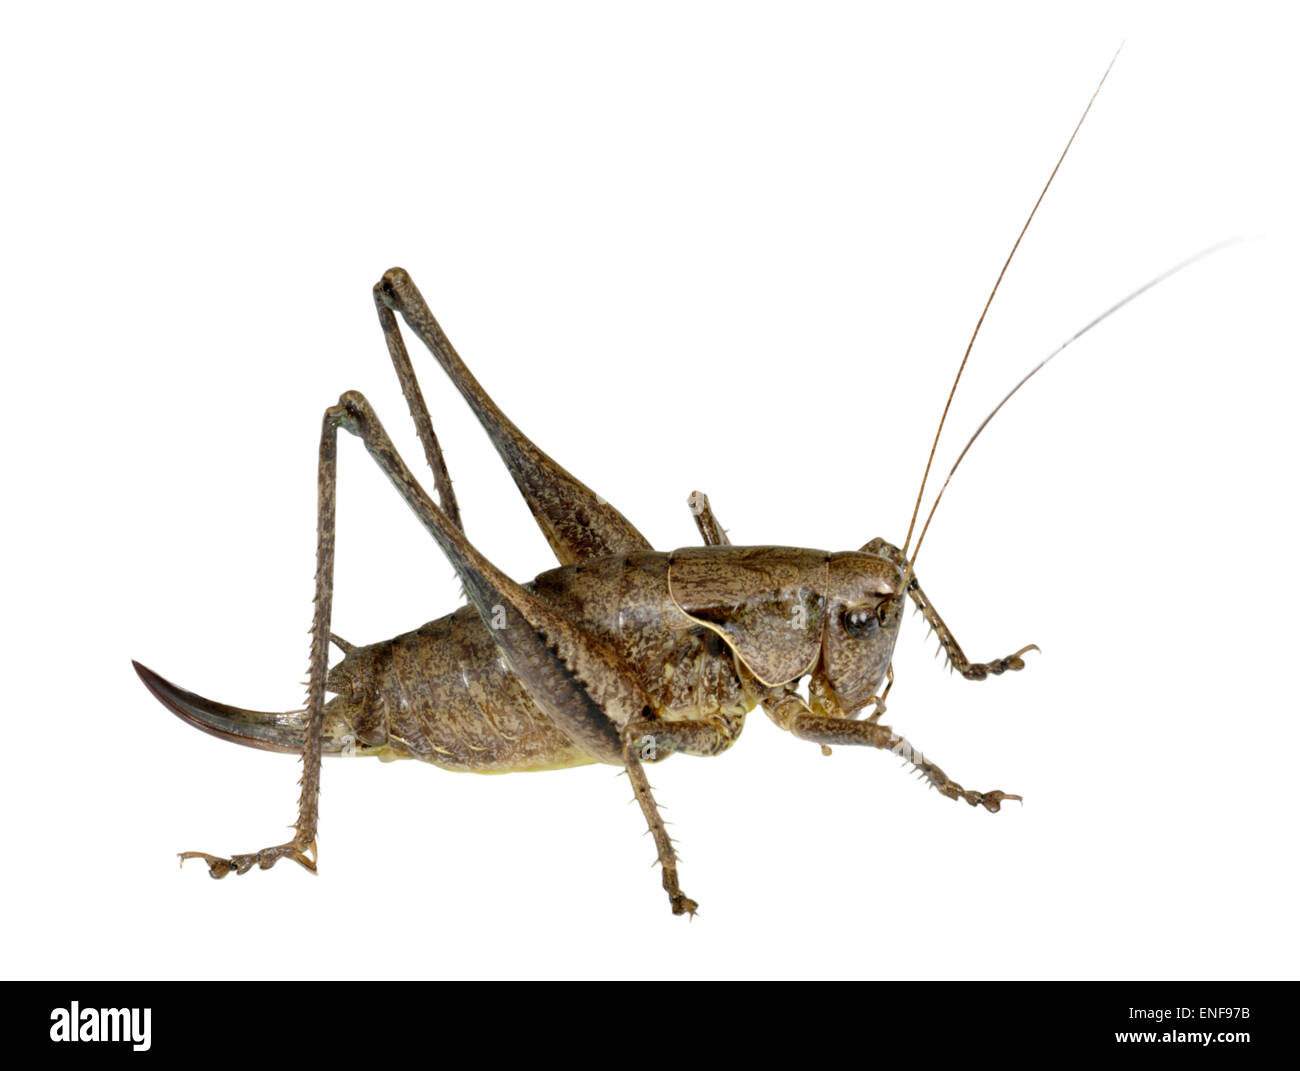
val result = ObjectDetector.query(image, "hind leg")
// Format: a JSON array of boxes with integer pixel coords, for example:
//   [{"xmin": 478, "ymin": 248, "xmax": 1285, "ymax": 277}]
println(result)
[
  {"xmin": 374, "ymin": 268, "xmax": 651, "ymax": 564},
  {"xmin": 330, "ymin": 390, "xmax": 700, "ymax": 914}
]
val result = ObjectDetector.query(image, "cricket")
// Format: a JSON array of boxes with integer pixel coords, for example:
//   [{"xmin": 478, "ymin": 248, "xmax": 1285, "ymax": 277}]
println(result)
[{"xmin": 132, "ymin": 53, "xmax": 1214, "ymax": 916}]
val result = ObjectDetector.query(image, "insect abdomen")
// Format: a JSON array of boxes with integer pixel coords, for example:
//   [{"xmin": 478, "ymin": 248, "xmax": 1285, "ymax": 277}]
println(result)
[{"xmin": 327, "ymin": 605, "xmax": 596, "ymax": 772}]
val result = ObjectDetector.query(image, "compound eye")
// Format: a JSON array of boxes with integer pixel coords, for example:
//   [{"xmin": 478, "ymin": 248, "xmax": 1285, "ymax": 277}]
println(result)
[{"xmin": 843, "ymin": 607, "xmax": 879, "ymax": 639}]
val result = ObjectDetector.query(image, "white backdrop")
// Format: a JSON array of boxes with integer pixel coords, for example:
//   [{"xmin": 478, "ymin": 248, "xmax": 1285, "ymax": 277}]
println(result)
[{"xmin": 3, "ymin": 2, "xmax": 1296, "ymax": 980}]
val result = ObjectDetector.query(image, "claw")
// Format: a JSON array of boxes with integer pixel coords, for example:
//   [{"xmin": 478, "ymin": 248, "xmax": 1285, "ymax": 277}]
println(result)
[
  {"xmin": 977, "ymin": 790, "xmax": 1023, "ymax": 813},
  {"xmin": 998, "ymin": 644, "xmax": 1040, "ymax": 673},
  {"xmin": 965, "ymin": 643, "xmax": 1039, "ymax": 679}
]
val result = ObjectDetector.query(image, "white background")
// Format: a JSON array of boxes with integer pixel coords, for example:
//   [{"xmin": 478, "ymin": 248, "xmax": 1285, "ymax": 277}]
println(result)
[{"xmin": 3, "ymin": 2, "xmax": 1296, "ymax": 980}]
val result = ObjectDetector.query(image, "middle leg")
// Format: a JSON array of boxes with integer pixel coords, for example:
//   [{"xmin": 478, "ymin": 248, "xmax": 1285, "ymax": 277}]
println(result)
[
  {"xmin": 688, "ymin": 489, "xmax": 731, "ymax": 547},
  {"xmin": 787, "ymin": 711, "xmax": 1022, "ymax": 813}
]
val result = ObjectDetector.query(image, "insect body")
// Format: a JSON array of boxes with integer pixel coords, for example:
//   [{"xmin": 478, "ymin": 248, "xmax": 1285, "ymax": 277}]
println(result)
[
  {"xmin": 135, "ymin": 268, "xmax": 1030, "ymax": 917},
  {"xmin": 134, "ymin": 56, "xmax": 1189, "ymax": 916}
]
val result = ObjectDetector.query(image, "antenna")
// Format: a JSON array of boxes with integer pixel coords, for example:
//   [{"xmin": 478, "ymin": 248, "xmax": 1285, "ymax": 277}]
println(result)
[
  {"xmin": 900, "ymin": 46, "xmax": 1123, "ymax": 560},
  {"xmin": 903, "ymin": 240, "xmax": 1238, "ymax": 583}
]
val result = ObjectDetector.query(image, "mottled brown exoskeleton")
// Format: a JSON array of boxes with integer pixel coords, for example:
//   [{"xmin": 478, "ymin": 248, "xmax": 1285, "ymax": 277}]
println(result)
[{"xmin": 134, "ymin": 55, "xmax": 1205, "ymax": 916}]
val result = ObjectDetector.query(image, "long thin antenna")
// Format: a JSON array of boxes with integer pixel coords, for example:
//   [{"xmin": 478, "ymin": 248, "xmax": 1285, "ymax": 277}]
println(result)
[
  {"xmin": 903, "ymin": 239, "xmax": 1238, "ymax": 579},
  {"xmin": 901, "ymin": 45, "xmax": 1123, "ymax": 559}
]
